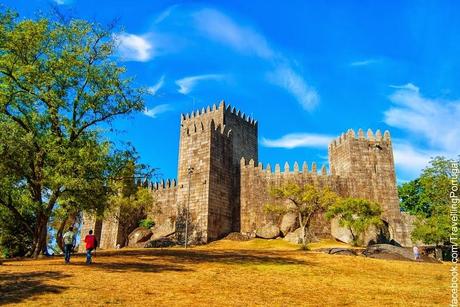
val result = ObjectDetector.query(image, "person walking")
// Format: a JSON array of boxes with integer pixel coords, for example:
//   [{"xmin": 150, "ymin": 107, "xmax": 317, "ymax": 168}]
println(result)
[
  {"xmin": 413, "ymin": 245, "xmax": 420, "ymax": 261},
  {"xmin": 63, "ymin": 226, "xmax": 75, "ymax": 264},
  {"xmin": 84, "ymin": 230, "xmax": 98, "ymax": 264}
]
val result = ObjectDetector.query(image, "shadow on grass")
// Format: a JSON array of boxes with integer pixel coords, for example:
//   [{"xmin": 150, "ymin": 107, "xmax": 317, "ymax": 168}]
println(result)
[
  {"xmin": 93, "ymin": 249, "xmax": 312, "ymax": 267},
  {"xmin": 0, "ymin": 271, "xmax": 69, "ymax": 305},
  {"xmin": 82, "ymin": 261, "xmax": 191, "ymax": 273}
]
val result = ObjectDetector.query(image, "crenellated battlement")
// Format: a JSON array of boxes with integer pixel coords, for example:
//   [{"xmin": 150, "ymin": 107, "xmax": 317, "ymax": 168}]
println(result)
[
  {"xmin": 180, "ymin": 100, "xmax": 257, "ymax": 128},
  {"xmin": 151, "ymin": 179, "xmax": 178, "ymax": 191},
  {"xmin": 181, "ymin": 118, "xmax": 233, "ymax": 138},
  {"xmin": 224, "ymin": 105, "xmax": 258, "ymax": 127},
  {"xmin": 240, "ymin": 157, "xmax": 329, "ymax": 177},
  {"xmin": 136, "ymin": 178, "xmax": 178, "ymax": 191},
  {"xmin": 328, "ymin": 128, "xmax": 391, "ymax": 150}
]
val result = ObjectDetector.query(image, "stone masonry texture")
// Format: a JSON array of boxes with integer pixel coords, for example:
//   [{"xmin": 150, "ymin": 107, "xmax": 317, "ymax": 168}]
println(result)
[{"xmin": 80, "ymin": 102, "xmax": 413, "ymax": 248}]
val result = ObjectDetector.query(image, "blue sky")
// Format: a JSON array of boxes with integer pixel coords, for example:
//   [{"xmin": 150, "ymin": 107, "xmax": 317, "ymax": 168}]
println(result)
[{"xmin": 6, "ymin": 0, "xmax": 460, "ymax": 182}]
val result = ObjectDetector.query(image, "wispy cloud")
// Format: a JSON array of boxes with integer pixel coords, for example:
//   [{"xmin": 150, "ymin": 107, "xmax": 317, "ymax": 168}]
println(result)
[
  {"xmin": 148, "ymin": 75, "xmax": 165, "ymax": 95},
  {"xmin": 53, "ymin": 0, "xmax": 67, "ymax": 4},
  {"xmin": 384, "ymin": 83, "xmax": 460, "ymax": 179},
  {"xmin": 392, "ymin": 140, "xmax": 440, "ymax": 178},
  {"xmin": 350, "ymin": 59, "xmax": 379, "ymax": 66},
  {"xmin": 143, "ymin": 104, "xmax": 171, "ymax": 118},
  {"xmin": 261, "ymin": 133, "xmax": 333, "ymax": 149},
  {"xmin": 155, "ymin": 5, "xmax": 179, "ymax": 24},
  {"xmin": 193, "ymin": 8, "xmax": 274, "ymax": 59},
  {"xmin": 114, "ymin": 33, "xmax": 153, "ymax": 62},
  {"xmin": 175, "ymin": 74, "xmax": 225, "ymax": 95},
  {"xmin": 384, "ymin": 83, "xmax": 460, "ymax": 153},
  {"xmin": 192, "ymin": 8, "xmax": 318, "ymax": 110},
  {"xmin": 267, "ymin": 66, "xmax": 319, "ymax": 111}
]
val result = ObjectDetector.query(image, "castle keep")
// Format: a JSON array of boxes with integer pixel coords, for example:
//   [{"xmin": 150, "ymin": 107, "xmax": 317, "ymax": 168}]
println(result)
[{"xmin": 81, "ymin": 101, "xmax": 414, "ymax": 249}]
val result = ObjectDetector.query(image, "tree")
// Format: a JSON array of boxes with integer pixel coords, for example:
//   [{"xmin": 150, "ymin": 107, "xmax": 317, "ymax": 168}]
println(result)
[
  {"xmin": 399, "ymin": 156, "xmax": 457, "ymax": 216},
  {"xmin": 326, "ymin": 198, "xmax": 383, "ymax": 246},
  {"xmin": 0, "ymin": 10, "xmax": 145, "ymax": 257},
  {"xmin": 105, "ymin": 161, "xmax": 155, "ymax": 247},
  {"xmin": 268, "ymin": 183, "xmax": 339, "ymax": 247},
  {"xmin": 398, "ymin": 156, "xmax": 459, "ymax": 248}
]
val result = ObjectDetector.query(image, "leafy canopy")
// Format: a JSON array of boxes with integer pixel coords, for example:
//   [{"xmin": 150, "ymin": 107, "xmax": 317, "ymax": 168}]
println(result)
[
  {"xmin": 326, "ymin": 198, "xmax": 383, "ymax": 246},
  {"xmin": 398, "ymin": 156, "xmax": 460, "ymax": 245},
  {"xmin": 0, "ymin": 10, "xmax": 146, "ymax": 257},
  {"xmin": 267, "ymin": 183, "xmax": 339, "ymax": 245}
]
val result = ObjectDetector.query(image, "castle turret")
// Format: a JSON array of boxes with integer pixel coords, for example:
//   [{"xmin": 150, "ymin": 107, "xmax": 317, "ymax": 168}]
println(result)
[
  {"xmin": 176, "ymin": 101, "xmax": 258, "ymax": 242},
  {"xmin": 328, "ymin": 128, "xmax": 400, "ymax": 219}
]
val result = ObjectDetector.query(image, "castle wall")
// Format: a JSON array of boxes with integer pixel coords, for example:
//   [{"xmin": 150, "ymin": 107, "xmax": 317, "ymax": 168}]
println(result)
[
  {"xmin": 175, "ymin": 120, "xmax": 212, "ymax": 243},
  {"xmin": 329, "ymin": 129, "xmax": 400, "ymax": 219},
  {"xmin": 81, "ymin": 103, "xmax": 414, "ymax": 247},
  {"xmin": 147, "ymin": 180, "xmax": 177, "ymax": 226},
  {"xmin": 78, "ymin": 212, "xmax": 102, "ymax": 252},
  {"xmin": 207, "ymin": 125, "xmax": 234, "ymax": 240},
  {"xmin": 239, "ymin": 159, "xmax": 351, "ymax": 237},
  {"xmin": 99, "ymin": 208, "xmax": 123, "ymax": 249}
]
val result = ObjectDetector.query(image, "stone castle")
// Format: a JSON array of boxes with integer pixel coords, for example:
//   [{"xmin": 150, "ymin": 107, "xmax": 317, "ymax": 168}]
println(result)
[{"xmin": 80, "ymin": 101, "xmax": 414, "ymax": 249}]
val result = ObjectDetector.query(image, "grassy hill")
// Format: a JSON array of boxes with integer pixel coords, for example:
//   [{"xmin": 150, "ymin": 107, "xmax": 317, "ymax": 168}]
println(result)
[{"xmin": 0, "ymin": 239, "xmax": 448, "ymax": 306}]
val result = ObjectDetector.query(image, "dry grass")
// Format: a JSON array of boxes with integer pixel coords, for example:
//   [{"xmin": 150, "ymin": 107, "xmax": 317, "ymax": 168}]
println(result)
[{"xmin": 0, "ymin": 239, "xmax": 449, "ymax": 306}]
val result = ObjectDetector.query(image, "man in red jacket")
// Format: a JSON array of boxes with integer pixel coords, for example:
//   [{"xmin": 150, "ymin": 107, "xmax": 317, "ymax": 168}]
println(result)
[{"xmin": 84, "ymin": 230, "xmax": 98, "ymax": 264}]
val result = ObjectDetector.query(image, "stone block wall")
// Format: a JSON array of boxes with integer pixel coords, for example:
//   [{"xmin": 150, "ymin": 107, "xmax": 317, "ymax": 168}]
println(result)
[
  {"xmin": 239, "ymin": 158, "xmax": 351, "ymax": 237},
  {"xmin": 78, "ymin": 212, "xmax": 102, "ymax": 252},
  {"xmin": 207, "ymin": 124, "xmax": 234, "ymax": 241},
  {"xmin": 99, "ymin": 208, "xmax": 123, "ymax": 249},
  {"xmin": 148, "ymin": 180, "xmax": 178, "ymax": 227}
]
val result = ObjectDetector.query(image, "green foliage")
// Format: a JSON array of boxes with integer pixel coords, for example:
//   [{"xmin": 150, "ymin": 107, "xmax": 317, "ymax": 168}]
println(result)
[
  {"xmin": 0, "ymin": 9, "xmax": 147, "ymax": 257},
  {"xmin": 399, "ymin": 156, "xmax": 458, "ymax": 216},
  {"xmin": 398, "ymin": 179, "xmax": 431, "ymax": 215},
  {"xmin": 268, "ymin": 183, "xmax": 339, "ymax": 246},
  {"xmin": 326, "ymin": 198, "xmax": 383, "ymax": 246},
  {"xmin": 411, "ymin": 213, "xmax": 450, "ymax": 245},
  {"xmin": 0, "ymin": 206, "xmax": 34, "ymax": 258},
  {"xmin": 398, "ymin": 156, "xmax": 459, "ymax": 245},
  {"xmin": 107, "ymin": 162, "xmax": 156, "ymax": 246},
  {"xmin": 139, "ymin": 219, "xmax": 155, "ymax": 229}
]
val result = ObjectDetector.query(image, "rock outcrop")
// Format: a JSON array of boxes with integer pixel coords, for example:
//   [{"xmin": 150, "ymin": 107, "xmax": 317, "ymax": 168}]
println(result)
[
  {"xmin": 127, "ymin": 227, "xmax": 152, "ymax": 247},
  {"xmin": 256, "ymin": 224, "xmax": 280, "ymax": 239},
  {"xmin": 151, "ymin": 218, "xmax": 175, "ymax": 241},
  {"xmin": 280, "ymin": 212, "xmax": 298, "ymax": 236},
  {"xmin": 283, "ymin": 227, "xmax": 303, "ymax": 244}
]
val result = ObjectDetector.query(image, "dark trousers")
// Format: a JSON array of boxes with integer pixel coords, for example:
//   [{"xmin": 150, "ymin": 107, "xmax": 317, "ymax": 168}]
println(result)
[
  {"xmin": 64, "ymin": 244, "xmax": 73, "ymax": 263},
  {"xmin": 86, "ymin": 248, "xmax": 94, "ymax": 264}
]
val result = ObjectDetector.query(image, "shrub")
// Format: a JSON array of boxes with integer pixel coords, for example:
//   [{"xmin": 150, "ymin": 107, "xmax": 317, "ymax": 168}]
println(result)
[{"xmin": 139, "ymin": 219, "xmax": 155, "ymax": 229}]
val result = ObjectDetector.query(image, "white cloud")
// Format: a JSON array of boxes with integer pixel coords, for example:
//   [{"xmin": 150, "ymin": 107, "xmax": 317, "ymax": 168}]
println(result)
[
  {"xmin": 384, "ymin": 84, "xmax": 460, "ymax": 179},
  {"xmin": 350, "ymin": 59, "xmax": 379, "ymax": 66},
  {"xmin": 143, "ymin": 104, "xmax": 171, "ymax": 118},
  {"xmin": 193, "ymin": 8, "xmax": 274, "ymax": 59},
  {"xmin": 384, "ymin": 83, "xmax": 460, "ymax": 153},
  {"xmin": 261, "ymin": 133, "xmax": 333, "ymax": 149},
  {"xmin": 114, "ymin": 33, "xmax": 153, "ymax": 62},
  {"xmin": 148, "ymin": 75, "xmax": 165, "ymax": 95},
  {"xmin": 267, "ymin": 66, "xmax": 319, "ymax": 111},
  {"xmin": 392, "ymin": 141, "xmax": 438, "ymax": 178},
  {"xmin": 53, "ymin": 0, "xmax": 67, "ymax": 4},
  {"xmin": 175, "ymin": 74, "xmax": 225, "ymax": 95}
]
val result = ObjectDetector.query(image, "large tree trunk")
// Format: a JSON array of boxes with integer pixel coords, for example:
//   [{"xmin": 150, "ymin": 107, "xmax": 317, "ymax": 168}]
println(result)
[
  {"xmin": 31, "ymin": 214, "xmax": 49, "ymax": 258},
  {"xmin": 56, "ymin": 216, "xmax": 69, "ymax": 252},
  {"xmin": 56, "ymin": 212, "xmax": 77, "ymax": 252}
]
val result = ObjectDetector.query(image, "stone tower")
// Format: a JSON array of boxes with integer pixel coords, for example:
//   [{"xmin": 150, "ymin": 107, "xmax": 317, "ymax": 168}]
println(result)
[
  {"xmin": 176, "ymin": 101, "xmax": 258, "ymax": 242},
  {"xmin": 328, "ymin": 129, "xmax": 400, "ymax": 220}
]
